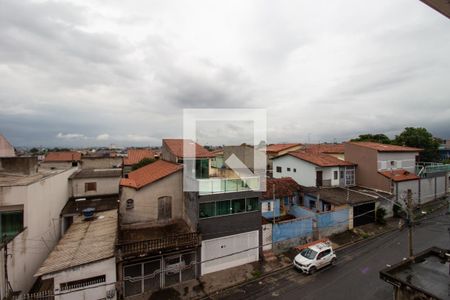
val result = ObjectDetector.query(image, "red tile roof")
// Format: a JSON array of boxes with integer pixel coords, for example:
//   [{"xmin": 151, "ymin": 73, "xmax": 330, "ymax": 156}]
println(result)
[
  {"xmin": 120, "ymin": 160, "xmax": 183, "ymax": 189},
  {"xmin": 305, "ymin": 144, "xmax": 344, "ymax": 154},
  {"xmin": 44, "ymin": 151, "xmax": 81, "ymax": 162},
  {"xmin": 347, "ymin": 142, "xmax": 422, "ymax": 152},
  {"xmin": 379, "ymin": 169, "xmax": 419, "ymax": 182},
  {"xmin": 163, "ymin": 139, "xmax": 214, "ymax": 158},
  {"xmin": 266, "ymin": 143, "xmax": 302, "ymax": 154},
  {"xmin": 285, "ymin": 151, "xmax": 355, "ymax": 167},
  {"xmin": 262, "ymin": 177, "xmax": 301, "ymax": 199},
  {"xmin": 123, "ymin": 149, "xmax": 156, "ymax": 166}
]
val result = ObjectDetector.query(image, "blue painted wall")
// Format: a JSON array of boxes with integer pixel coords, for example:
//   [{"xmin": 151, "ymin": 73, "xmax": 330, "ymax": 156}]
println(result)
[
  {"xmin": 261, "ymin": 198, "xmax": 281, "ymax": 218},
  {"xmin": 317, "ymin": 208, "xmax": 349, "ymax": 236},
  {"xmin": 304, "ymin": 194, "xmax": 317, "ymax": 209},
  {"xmin": 289, "ymin": 205, "xmax": 316, "ymax": 219},
  {"xmin": 272, "ymin": 217, "xmax": 313, "ymax": 243}
]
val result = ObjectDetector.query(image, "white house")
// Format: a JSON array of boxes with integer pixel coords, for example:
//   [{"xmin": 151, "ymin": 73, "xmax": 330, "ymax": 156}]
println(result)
[
  {"xmin": 272, "ymin": 151, "xmax": 356, "ymax": 187},
  {"xmin": 0, "ymin": 157, "xmax": 77, "ymax": 298},
  {"xmin": 35, "ymin": 209, "xmax": 117, "ymax": 300}
]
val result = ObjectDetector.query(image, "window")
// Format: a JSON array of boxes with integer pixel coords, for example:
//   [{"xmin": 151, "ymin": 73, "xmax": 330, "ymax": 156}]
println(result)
[
  {"xmin": 158, "ymin": 196, "xmax": 172, "ymax": 220},
  {"xmin": 287, "ymin": 167, "xmax": 291, "ymax": 172},
  {"xmin": 293, "ymin": 168, "xmax": 296, "ymax": 172},
  {"xmin": 85, "ymin": 182, "xmax": 97, "ymax": 192},
  {"xmin": 262, "ymin": 201, "xmax": 273, "ymax": 213},
  {"xmin": 195, "ymin": 159, "xmax": 209, "ymax": 179},
  {"xmin": 216, "ymin": 200, "xmax": 231, "ymax": 216},
  {"xmin": 126, "ymin": 199, "xmax": 134, "ymax": 209},
  {"xmin": 231, "ymin": 199, "xmax": 246, "ymax": 214},
  {"xmin": 199, "ymin": 202, "xmax": 215, "ymax": 218},
  {"xmin": 246, "ymin": 197, "xmax": 259, "ymax": 212},
  {"xmin": 276, "ymin": 166, "xmax": 282, "ymax": 173},
  {"xmin": 60, "ymin": 275, "xmax": 105, "ymax": 291},
  {"xmin": 317, "ymin": 249, "xmax": 331, "ymax": 260},
  {"xmin": 0, "ymin": 210, "xmax": 24, "ymax": 238},
  {"xmin": 334, "ymin": 171, "xmax": 338, "ymax": 180}
]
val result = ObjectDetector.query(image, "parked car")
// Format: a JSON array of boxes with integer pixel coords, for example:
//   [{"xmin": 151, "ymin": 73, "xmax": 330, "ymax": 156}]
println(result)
[{"xmin": 293, "ymin": 240, "xmax": 336, "ymax": 274}]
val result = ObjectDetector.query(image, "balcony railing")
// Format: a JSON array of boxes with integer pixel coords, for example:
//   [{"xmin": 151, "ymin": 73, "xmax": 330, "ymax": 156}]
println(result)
[
  {"xmin": 197, "ymin": 176, "xmax": 261, "ymax": 195},
  {"xmin": 416, "ymin": 163, "xmax": 450, "ymax": 177},
  {"xmin": 118, "ymin": 232, "xmax": 200, "ymax": 258}
]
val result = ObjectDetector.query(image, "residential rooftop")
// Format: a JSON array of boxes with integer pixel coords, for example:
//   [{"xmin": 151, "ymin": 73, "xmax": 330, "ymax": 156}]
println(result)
[
  {"xmin": 163, "ymin": 139, "xmax": 214, "ymax": 158},
  {"xmin": 380, "ymin": 247, "xmax": 449, "ymax": 300},
  {"xmin": 304, "ymin": 186, "xmax": 381, "ymax": 206},
  {"xmin": 44, "ymin": 151, "xmax": 82, "ymax": 162},
  {"xmin": 69, "ymin": 168, "xmax": 122, "ymax": 179},
  {"xmin": 61, "ymin": 194, "xmax": 119, "ymax": 216},
  {"xmin": 262, "ymin": 177, "xmax": 301, "ymax": 200},
  {"xmin": 266, "ymin": 143, "xmax": 302, "ymax": 154},
  {"xmin": 346, "ymin": 142, "xmax": 422, "ymax": 152},
  {"xmin": 120, "ymin": 159, "xmax": 183, "ymax": 189},
  {"xmin": 0, "ymin": 168, "xmax": 70, "ymax": 187},
  {"xmin": 379, "ymin": 169, "xmax": 419, "ymax": 182},
  {"xmin": 282, "ymin": 151, "xmax": 355, "ymax": 167},
  {"xmin": 119, "ymin": 219, "xmax": 191, "ymax": 243},
  {"xmin": 305, "ymin": 143, "xmax": 344, "ymax": 154},
  {"xmin": 123, "ymin": 149, "xmax": 156, "ymax": 166},
  {"xmin": 35, "ymin": 209, "xmax": 117, "ymax": 276}
]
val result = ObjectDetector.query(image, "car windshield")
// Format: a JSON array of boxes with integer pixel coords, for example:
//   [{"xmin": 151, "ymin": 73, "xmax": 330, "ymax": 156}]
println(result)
[{"xmin": 300, "ymin": 248, "xmax": 318, "ymax": 260}]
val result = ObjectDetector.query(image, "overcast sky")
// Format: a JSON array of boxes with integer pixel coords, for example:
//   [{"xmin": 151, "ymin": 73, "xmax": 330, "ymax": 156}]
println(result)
[{"xmin": 0, "ymin": 0, "xmax": 449, "ymax": 147}]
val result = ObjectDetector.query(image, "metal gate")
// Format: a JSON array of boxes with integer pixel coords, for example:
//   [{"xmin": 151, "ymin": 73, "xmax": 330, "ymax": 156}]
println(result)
[
  {"xmin": 262, "ymin": 223, "xmax": 272, "ymax": 251},
  {"xmin": 353, "ymin": 202, "xmax": 375, "ymax": 227}
]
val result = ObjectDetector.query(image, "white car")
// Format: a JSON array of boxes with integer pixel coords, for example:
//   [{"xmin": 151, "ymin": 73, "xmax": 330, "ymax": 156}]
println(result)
[{"xmin": 293, "ymin": 240, "xmax": 336, "ymax": 275}]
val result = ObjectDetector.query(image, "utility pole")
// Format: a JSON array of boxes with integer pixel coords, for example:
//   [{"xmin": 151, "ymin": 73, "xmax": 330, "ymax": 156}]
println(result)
[{"xmin": 407, "ymin": 189, "xmax": 414, "ymax": 259}]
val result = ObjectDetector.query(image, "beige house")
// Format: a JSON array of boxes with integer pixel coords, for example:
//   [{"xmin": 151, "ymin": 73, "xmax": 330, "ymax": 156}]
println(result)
[
  {"xmin": 69, "ymin": 168, "xmax": 121, "ymax": 198},
  {"xmin": 0, "ymin": 157, "xmax": 77, "ymax": 298},
  {"xmin": 117, "ymin": 159, "xmax": 200, "ymax": 298}
]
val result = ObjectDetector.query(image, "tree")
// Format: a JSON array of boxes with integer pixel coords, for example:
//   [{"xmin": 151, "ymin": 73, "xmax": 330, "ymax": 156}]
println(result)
[
  {"xmin": 393, "ymin": 127, "xmax": 440, "ymax": 162},
  {"xmin": 351, "ymin": 134, "xmax": 391, "ymax": 144},
  {"xmin": 132, "ymin": 157, "xmax": 156, "ymax": 171}
]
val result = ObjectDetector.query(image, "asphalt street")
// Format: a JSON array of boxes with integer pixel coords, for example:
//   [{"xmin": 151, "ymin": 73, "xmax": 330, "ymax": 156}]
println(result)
[{"xmin": 215, "ymin": 210, "xmax": 450, "ymax": 300}]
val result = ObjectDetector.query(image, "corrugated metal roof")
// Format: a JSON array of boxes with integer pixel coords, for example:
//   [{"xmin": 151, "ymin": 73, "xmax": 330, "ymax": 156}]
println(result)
[{"xmin": 35, "ymin": 209, "xmax": 117, "ymax": 276}]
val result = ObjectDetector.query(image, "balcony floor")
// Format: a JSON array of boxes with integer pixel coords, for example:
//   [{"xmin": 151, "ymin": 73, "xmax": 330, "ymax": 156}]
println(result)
[{"xmin": 119, "ymin": 219, "xmax": 192, "ymax": 244}]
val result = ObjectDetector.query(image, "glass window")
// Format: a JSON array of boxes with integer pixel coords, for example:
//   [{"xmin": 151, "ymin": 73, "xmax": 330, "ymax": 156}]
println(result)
[
  {"xmin": 276, "ymin": 166, "xmax": 282, "ymax": 173},
  {"xmin": 231, "ymin": 199, "xmax": 246, "ymax": 214},
  {"xmin": 287, "ymin": 167, "xmax": 291, "ymax": 172},
  {"xmin": 216, "ymin": 200, "xmax": 231, "ymax": 216},
  {"xmin": 195, "ymin": 159, "xmax": 209, "ymax": 179},
  {"xmin": 333, "ymin": 171, "xmax": 338, "ymax": 180},
  {"xmin": 246, "ymin": 197, "xmax": 259, "ymax": 212},
  {"xmin": 199, "ymin": 202, "xmax": 215, "ymax": 218},
  {"xmin": 293, "ymin": 168, "xmax": 296, "ymax": 172},
  {"xmin": 0, "ymin": 211, "xmax": 24, "ymax": 238}
]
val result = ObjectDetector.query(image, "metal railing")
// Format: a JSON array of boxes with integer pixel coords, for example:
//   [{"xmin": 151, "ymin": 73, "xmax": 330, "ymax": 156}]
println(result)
[
  {"xmin": 118, "ymin": 232, "xmax": 200, "ymax": 258},
  {"xmin": 415, "ymin": 163, "xmax": 450, "ymax": 176}
]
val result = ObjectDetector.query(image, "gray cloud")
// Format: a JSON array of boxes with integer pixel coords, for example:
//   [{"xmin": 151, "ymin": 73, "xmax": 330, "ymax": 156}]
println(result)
[{"xmin": 0, "ymin": 0, "xmax": 449, "ymax": 147}]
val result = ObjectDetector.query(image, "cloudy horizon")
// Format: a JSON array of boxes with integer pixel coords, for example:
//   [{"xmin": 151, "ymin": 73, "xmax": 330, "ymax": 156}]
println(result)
[{"xmin": 1, "ymin": 0, "xmax": 449, "ymax": 147}]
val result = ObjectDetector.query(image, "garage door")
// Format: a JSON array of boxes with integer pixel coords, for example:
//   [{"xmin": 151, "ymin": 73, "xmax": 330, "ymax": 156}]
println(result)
[
  {"xmin": 353, "ymin": 202, "xmax": 375, "ymax": 227},
  {"xmin": 201, "ymin": 230, "xmax": 259, "ymax": 275}
]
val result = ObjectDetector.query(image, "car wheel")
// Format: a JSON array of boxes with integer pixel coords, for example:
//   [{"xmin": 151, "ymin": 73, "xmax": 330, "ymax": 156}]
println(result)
[
  {"xmin": 331, "ymin": 258, "xmax": 337, "ymax": 266},
  {"xmin": 308, "ymin": 267, "xmax": 316, "ymax": 275}
]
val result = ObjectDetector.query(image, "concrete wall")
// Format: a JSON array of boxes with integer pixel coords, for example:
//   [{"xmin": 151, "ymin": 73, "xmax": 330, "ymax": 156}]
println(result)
[
  {"xmin": 345, "ymin": 143, "xmax": 391, "ymax": 192},
  {"xmin": 419, "ymin": 175, "xmax": 447, "ymax": 204},
  {"xmin": 41, "ymin": 162, "xmax": 77, "ymax": 170},
  {"xmin": 199, "ymin": 211, "xmax": 261, "ymax": 240},
  {"xmin": 0, "ymin": 168, "xmax": 76, "ymax": 298},
  {"xmin": 272, "ymin": 217, "xmax": 313, "ymax": 252},
  {"xmin": 0, "ymin": 157, "xmax": 38, "ymax": 175},
  {"xmin": 377, "ymin": 152, "xmax": 418, "ymax": 173},
  {"xmin": 70, "ymin": 177, "xmax": 120, "ymax": 198},
  {"xmin": 273, "ymin": 155, "xmax": 317, "ymax": 186},
  {"xmin": 119, "ymin": 171, "xmax": 184, "ymax": 225},
  {"xmin": 80, "ymin": 157, "xmax": 122, "ymax": 169},
  {"xmin": 43, "ymin": 257, "xmax": 116, "ymax": 300},
  {"xmin": 160, "ymin": 142, "xmax": 179, "ymax": 163}
]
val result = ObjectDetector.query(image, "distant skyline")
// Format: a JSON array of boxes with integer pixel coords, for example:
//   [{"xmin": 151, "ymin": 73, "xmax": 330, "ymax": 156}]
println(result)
[{"xmin": 1, "ymin": 0, "xmax": 449, "ymax": 147}]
